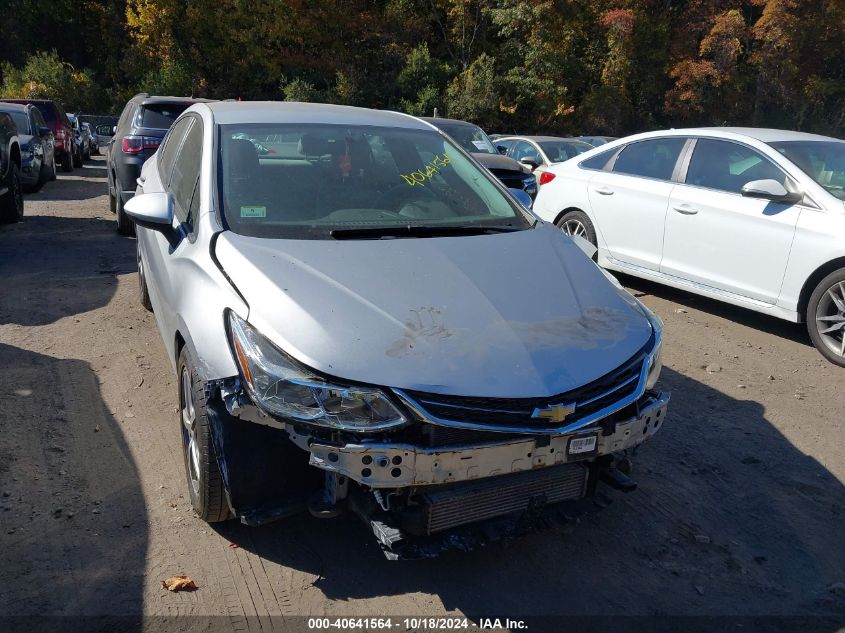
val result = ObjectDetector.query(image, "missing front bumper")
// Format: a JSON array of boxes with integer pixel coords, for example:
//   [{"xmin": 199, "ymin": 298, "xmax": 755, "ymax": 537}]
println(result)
[{"xmin": 300, "ymin": 391, "xmax": 668, "ymax": 488}]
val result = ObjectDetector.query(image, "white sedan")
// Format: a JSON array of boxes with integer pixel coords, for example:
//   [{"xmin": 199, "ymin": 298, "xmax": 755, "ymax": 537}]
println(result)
[{"xmin": 533, "ymin": 127, "xmax": 845, "ymax": 366}]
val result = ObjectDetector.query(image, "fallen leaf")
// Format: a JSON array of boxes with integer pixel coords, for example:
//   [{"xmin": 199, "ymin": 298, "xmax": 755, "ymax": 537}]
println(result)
[
  {"xmin": 161, "ymin": 575, "xmax": 197, "ymax": 592},
  {"xmin": 228, "ymin": 543, "xmax": 239, "ymax": 549}
]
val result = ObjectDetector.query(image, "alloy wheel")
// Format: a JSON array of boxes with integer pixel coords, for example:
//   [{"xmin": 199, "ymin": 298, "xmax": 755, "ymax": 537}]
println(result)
[
  {"xmin": 815, "ymin": 281, "xmax": 845, "ymax": 358},
  {"xmin": 180, "ymin": 366, "xmax": 201, "ymax": 495},
  {"xmin": 561, "ymin": 219, "xmax": 587, "ymax": 238}
]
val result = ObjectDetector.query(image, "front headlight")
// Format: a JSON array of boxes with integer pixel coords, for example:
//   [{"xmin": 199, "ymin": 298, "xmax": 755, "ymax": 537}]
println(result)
[{"xmin": 227, "ymin": 311, "xmax": 407, "ymax": 431}]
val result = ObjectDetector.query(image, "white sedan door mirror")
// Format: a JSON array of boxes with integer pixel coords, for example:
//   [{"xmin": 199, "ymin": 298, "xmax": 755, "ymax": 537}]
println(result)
[
  {"xmin": 741, "ymin": 179, "xmax": 801, "ymax": 204},
  {"xmin": 124, "ymin": 192, "xmax": 174, "ymax": 232}
]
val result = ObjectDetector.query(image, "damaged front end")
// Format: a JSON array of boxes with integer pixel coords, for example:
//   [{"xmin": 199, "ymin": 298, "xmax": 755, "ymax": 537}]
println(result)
[{"xmin": 206, "ymin": 310, "xmax": 669, "ymax": 558}]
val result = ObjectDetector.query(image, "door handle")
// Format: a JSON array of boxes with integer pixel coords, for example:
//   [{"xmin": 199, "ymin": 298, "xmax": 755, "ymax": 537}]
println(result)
[
  {"xmin": 672, "ymin": 204, "xmax": 698, "ymax": 215},
  {"xmin": 594, "ymin": 186, "xmax": 614, "ymax": 196}
]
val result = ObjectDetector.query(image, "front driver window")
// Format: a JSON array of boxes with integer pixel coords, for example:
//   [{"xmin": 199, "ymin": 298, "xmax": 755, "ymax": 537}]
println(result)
[{"xmin": 686, "ymin": 138, "xmax": 786, "ymax": 194}]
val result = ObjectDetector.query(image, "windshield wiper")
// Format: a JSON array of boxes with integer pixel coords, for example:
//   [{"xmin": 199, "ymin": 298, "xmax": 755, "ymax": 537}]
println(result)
[{"xmin": 330, "ymin": 224, "xmax": 523, "ymax": 239}]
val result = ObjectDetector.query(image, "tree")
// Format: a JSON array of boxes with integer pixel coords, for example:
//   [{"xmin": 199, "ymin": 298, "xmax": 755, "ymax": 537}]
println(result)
[
  {"xmin": 445, "ymin": 52, "xmax": 499, "ymax": 125},
  {"xmin": 0, "ymin": 51, "xmax": 103, "ymax": 112}
]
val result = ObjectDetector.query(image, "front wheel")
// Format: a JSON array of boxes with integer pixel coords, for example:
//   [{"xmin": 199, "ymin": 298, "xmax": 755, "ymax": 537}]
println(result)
[
  {"xmin": 0, "ymin": 163, "xmax": 24, "ymax": 223},
  {"xmin": 178, "ymin": 348, "xmax": 233, "ymax": 523},
  {"xmin": 73, "ymin": 147, "xmax": 82, "ymax": 168},
  {"xmin": 807, "ymin": 269, "xmax": 845, "ymax": 367},
  {"xmin": 115, "ymin": 191, "xmax": 135, "ymax": 236}
]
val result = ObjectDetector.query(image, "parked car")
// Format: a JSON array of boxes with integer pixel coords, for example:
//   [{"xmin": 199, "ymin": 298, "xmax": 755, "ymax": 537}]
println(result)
[
  {"xmin": 495, "ymin": 135, "xmax": 594, "ymax": 186},
  {"xmin": 82, "ymin": 121, "xmax": 97, "ymax": 156},
  {"xmin": 534, "ymin": 127, "xmax": 845, "ymax": 366},
  {"xmin": 107, "ymin": 93, "xmax": 211, "ymax": 235},
  {"xmin": 0, "ymin": 111, "xmax": 23, "ymax": 222},
  {"xmin": 0, "ymin": 99, "xmax": 74, "ymax": 172},
  {"xmin": 574, "ymin": 135, "xmax": 618, "ymax": 147},
  {"xmin": 94, "ymin": 123, "xmax": 114, "ymax": 150},
  {"xmin": 0, "ymin": 102, "xmax": 56, "ymax": 192},
  {"xmin": 67, "ymin": 113, "xmax": 87, "ymax": 166},
  {"xmin": 421, "ymin": 117, "xmax": 538, "ymax": 200},
  {"xmin": 124, "ymin": 101, "xmax": 668, "ymax": 557}
]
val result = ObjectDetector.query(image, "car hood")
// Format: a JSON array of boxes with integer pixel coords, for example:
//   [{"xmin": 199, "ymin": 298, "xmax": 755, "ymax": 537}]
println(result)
[
  {"xmin": 471, "ymin": 152, "xmax": 526, "ymax": 174},
  {"xmin": 215, "ymin": 224, "xmax": 653, "ymax": 398}
]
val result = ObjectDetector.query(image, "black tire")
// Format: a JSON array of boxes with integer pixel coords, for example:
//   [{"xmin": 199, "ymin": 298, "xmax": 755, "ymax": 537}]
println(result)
[
  {"xmin": 0, "ymin": 162, "xmax": 24, "ymax": 223},
  {"xmin": 61, "ymin": 151, "xmax": 73, "ymax": 173},
  {"xmin": 73, "ymin": 147, "xmax": 82, "ymax": 167},
  {"xmin": 806, "ymin": 268, "xmax": 845, "ymax": 367},
  {"xmin": 137, "ymin": 243, "xmax": 153, "ymax": 312},
  {"xmin": 178, "ymin": 347, "xmax": 233, "ymax": 523},
  {"xmin": 115, "ymin": 190, "xmax": 135, "ymax": 236},
  {"xmin": 108, "ymin": 170, "xmax": 117, "ymax": 213}
]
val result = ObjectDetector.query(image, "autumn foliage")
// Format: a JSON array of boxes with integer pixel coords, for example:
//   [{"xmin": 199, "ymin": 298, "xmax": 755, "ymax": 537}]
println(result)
[{"xmin": 1, "ymin": 0, "xmax": 843, "ymax": 136}]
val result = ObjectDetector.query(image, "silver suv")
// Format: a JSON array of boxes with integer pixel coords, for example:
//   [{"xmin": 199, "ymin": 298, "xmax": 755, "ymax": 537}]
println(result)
[{"xmin": 124, "ymin": 101, "xmax": 668, "ymax": 557}]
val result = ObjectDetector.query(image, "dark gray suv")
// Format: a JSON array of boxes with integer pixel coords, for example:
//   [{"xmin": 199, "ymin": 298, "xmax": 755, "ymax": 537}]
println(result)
[{"xmin": 106, "ymin": 93, "xmax": 211, "ymax": 234}]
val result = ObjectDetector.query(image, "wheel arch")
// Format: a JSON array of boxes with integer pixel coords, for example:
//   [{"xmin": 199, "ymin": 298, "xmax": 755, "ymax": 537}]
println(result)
[
  {"xmin": 552, "ymin": 206, "xmax": 587, "ymax": 226},
  {"xmin": 798, "ymin": 257, "xmax": 845, "ymax": 322}
]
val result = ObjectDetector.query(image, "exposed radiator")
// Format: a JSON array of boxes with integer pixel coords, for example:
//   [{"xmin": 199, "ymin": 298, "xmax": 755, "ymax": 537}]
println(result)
[{"xmin": 421, "ymin": 463, "xmax": 588, "ymax": 534}]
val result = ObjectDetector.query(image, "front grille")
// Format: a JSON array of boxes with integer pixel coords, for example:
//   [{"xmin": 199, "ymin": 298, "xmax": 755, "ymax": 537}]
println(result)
[
  {"xmin": 405, "ymin": 343, "xmax": 649, "ymax": 430},
  {"xmin": 421, "ymin": 463, "xmax": 587, "ymax": 534}
]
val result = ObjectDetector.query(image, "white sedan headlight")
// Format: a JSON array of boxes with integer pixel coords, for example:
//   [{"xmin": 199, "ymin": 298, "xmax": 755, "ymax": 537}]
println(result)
[{"xmin": 227, "ymin": 311, "xmax": 407, "ymax": 431}]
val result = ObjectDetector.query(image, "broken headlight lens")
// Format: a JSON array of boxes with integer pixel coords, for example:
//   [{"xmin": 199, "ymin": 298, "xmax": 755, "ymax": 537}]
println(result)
[{"xmin": 227, "ymin": 311, "xmax": 407, "ymax": 431}]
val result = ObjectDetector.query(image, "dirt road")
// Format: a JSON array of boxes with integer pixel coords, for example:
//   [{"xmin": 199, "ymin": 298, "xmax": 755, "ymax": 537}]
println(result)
[{"xmin": 1, "ymin": 157, "xmax": 844, "ymax": 632}]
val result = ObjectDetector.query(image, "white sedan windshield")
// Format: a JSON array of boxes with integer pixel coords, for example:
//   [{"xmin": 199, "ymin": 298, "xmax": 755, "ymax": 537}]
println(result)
[
  {"xmin": 217, "ymin": 124, "xmax": 530, "ymax": 239},
  {"xmin": 771, "ymin": 140, "xmax": 845, "ymax": 200}
]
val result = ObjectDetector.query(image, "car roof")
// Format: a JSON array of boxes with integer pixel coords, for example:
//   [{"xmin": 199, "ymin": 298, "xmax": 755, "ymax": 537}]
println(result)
[
  {"xmin": 138, "ymin": 96, "xmax": 213, "ymax": 107},
  {"xmin": 0, "ymin": 102, "xmax": 29, "ymax": 114},
  {"xmin": 619, "ymin": 127, "xmax": 840, "ymax": 145},
  {"xmin": 204, "ymin": 101, "xmax": 433, "ymax": 130},
  {"xmin": 500, "ymin": 135, "xmax": 592, "ymax": 144},
  {"xmin": 419, "ymin": 116, "xmax": 480, "ymax": 129}
]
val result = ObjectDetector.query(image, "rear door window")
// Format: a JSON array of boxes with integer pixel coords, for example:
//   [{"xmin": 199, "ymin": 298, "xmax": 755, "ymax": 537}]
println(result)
[
  {"xmin": 612, "ymin": 138, "xmax": 686, "ymax": 181},
  {"xmin": 140, "ymin": 104, "xmax": 190, "ymax": 129}
]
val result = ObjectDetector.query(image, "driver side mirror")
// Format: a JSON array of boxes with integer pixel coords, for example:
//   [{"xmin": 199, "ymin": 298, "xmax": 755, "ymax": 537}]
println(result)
[
  {"xmin": 124, "ymin": 192, "xmax": 174, "ymax": 233},
  {"xmin": 741, "ymin": 179, "xmax": 801, "ymax": 204},
  {"xmin": 519, "ymin": 155, "xmax": 541, "ymax": 170}
]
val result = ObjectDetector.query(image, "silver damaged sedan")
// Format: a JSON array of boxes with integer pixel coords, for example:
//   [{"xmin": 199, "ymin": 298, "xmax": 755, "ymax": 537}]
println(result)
[{"xmin": 125, "ymin": 102, "xmax": 668, "ymax": 557}]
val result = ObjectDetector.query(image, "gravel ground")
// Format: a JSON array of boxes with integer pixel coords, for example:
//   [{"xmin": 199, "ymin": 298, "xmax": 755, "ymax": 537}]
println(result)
[{"xmin": 1, "ymin": 157, "xmax": 844, "ymax": 632}]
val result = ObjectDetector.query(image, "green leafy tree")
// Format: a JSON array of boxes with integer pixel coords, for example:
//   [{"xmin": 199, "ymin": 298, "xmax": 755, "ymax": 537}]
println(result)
[{"xmin": 1, "ymin": 50, "xmax": 103, "ymax": 112}]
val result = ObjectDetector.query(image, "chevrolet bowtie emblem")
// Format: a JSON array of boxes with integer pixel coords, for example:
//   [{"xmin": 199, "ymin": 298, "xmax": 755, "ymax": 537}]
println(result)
[{"xmin": 531, "ymin": 402, "xmax": 576, "ymax": 423}]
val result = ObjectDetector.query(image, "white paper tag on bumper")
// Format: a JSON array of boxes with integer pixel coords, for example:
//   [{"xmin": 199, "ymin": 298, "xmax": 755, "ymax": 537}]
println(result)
[{"xmin": 569, "ymin": 435, "xmax": 597, "ymax": 454}]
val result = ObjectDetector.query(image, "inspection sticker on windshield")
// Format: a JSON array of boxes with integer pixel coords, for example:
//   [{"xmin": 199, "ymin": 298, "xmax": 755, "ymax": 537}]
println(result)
[
  {"xmin": 240, "ymin": 206, "xmax": 266, "ymax": 218},
  {"xmin": 568, "ymin": 434, "xmax": 597, "ymax": 455}
]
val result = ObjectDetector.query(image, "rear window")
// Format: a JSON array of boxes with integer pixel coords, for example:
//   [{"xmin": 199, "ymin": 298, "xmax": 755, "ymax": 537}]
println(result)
[{"xmin": 140, "ymin": 104, "xmax": 191, "ymax": 129}]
